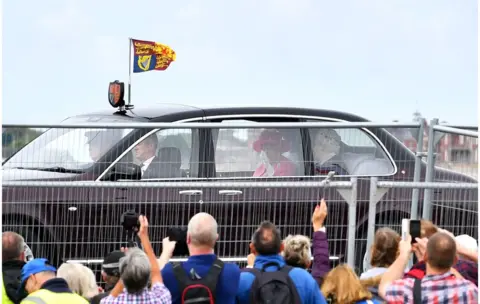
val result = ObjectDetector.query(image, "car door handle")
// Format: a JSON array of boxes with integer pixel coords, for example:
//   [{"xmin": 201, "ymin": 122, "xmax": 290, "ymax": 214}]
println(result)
[
  {"xmin": 115, "ymin": 188, "xmax": 128, "ymax": 199},
  {"xmin": 179, "ymin": 190, "xmax": 203, "ymax": 196},
  {"xmin": 219, "ymin": 190, "xmax": 243, "ymax": 196}
]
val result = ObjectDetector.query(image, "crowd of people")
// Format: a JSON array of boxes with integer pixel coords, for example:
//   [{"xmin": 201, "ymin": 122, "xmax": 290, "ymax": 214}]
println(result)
[{"xmin": 2, "ymin": 199, "xmax": 479, "ymax": 303}]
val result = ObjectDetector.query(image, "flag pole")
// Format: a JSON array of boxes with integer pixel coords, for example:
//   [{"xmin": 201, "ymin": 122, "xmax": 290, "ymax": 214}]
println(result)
[{"xmin": 127, "ymin": 37, "xmax": 132, "ymax": 106}]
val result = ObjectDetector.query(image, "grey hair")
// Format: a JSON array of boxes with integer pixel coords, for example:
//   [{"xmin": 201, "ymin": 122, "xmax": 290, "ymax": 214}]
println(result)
[
  {"xmin": 282, "ymin": 235, "xmax": 312, "ymax": 268},
  {"xmin": 2, "ymin": 232, "xmax": 25, "ymax": 261},
  {"xmin": 57, "ymin": 263, "xmax": 99, "ymax": 298},
  {"xmin": 187, "ymin": 213, "xmax": 218, "ymax": 247},
  {"xmin": 119, "ymin": 248, "xmax": 151, "ymax": 294}
]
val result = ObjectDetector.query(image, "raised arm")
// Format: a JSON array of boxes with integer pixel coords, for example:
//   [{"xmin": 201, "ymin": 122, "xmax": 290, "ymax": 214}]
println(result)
[
  {"xmin": 311, "ymin": 199, "xmax": 330, "ymax": 286},
  {"xmin": 379, "ymin": 235, "xmax": 412, "ymax": 299},
  {"xmin": 138, "ymin": 215, "xmax": 163, "ymax": 284}
]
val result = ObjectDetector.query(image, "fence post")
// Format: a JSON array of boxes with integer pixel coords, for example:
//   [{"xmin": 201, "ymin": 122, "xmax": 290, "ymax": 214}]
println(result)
[
  {"xmin": 346, "ymin": 177, "xmax": 358, "ymax": 268},
  {"xmin": 423, "ymin": 118, "xmax": 439, "ymax": 220},
  {"xmin": 411, "ymin": 119, "xmax": 425, "ymax": 219},
  {"xmin": 366, "ymin": 177, "xmax": 378, "ymax": 262}
]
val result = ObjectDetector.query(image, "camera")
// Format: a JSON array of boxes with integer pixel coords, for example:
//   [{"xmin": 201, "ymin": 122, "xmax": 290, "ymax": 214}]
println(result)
[
  {"xmin": 167, "ymin": 227, "xmax": 189, "ymax": 256},
  {"xmin": 121, "ymin": 210, "xmax": 140, "ymax": 232},
  {"xmin": 121, "ymin": 210, "xmax": 140, "ymax": 248}
]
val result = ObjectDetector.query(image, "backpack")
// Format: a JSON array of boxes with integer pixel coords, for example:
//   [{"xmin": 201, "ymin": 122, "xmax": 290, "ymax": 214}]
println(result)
[
  {"xmin": 242, "ymin": 261, "xmax": 302, "ymax": 304},
  {"xmin": 413, "ymin": 278, "xmax": 422, "ymax": 304},
  {"xmin": 172, "ymin": 258, "xmax": 224, "ymax": 304}
]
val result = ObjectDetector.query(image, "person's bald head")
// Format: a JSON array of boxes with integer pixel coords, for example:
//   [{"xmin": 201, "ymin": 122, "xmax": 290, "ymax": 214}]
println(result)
[
  {"xmin": 2, "ymin": 232, "xmax": 25, "ymax": 262},
  {"xmin": 426, "ymin": 232, "xmax": 457, "ymax": 271},
  {"xmin": 187, "ymin": 213, "xmax": 218, "ymax": 248}
]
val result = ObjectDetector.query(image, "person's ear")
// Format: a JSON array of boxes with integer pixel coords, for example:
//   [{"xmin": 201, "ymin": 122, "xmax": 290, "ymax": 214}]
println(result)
[
  {"xmin": 306, "ymin": 260, "xmax": 312, "ymax": 269},
  {"xmin": 216, "ymin": 234, "xmax": 219, "ymax": 241},
  {"xmin": 28, "ymin": 274, "xmax": 36, "ymax": 289},
  {"xmin": 249, "ymin": 243, "xmax": 256, "ymax": 255},
  {"xmin": 19, "ymin": 251, "xmax": 25, "ymax": 262},
  {"xmin": 101, "ymin": 271, "xmax": 107, "ymax": 282},
  {"xmin": 279, "ymin": 242, "xmax": 285, "ymax": 253},
  {"xmin": 186, "ymin": 233, "xmax": 192, "ymax": 245},
  {"xmin": 453, "ymin": 255, "xmax": 458, "ymax": 265}
]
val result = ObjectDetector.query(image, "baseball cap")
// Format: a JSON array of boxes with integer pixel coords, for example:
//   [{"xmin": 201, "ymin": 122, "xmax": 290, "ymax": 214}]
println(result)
[
  {"xmin": 102, "ymin": 250, "xmax": 125, "ymax": 276},
  {"xmin": 19, "ymin": 258, "xmax": 56, "ymax": 293}
]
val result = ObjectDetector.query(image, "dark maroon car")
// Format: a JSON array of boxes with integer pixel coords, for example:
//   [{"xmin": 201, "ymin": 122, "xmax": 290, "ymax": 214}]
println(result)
[{"xmin": 2, "ymin": 104, "xmax": 477, "ymax": 272}]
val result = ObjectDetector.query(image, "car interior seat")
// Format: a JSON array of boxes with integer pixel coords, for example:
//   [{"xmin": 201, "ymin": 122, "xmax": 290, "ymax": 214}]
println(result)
[
  {"xmin": 342, "ymin": 152, "xmax": 393, "ymax": 176},
  {"xmin": 353, "ymin": 158, "xmax": 393, "ymax": 176},
  {"xmin": 157, "ymin": 147, "xmax": 185, "ymax": 178}
]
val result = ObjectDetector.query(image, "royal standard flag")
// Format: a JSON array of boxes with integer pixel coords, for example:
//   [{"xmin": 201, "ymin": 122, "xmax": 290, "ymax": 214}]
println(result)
[{"xmin": 132, "ymin": 39, "xmax": 176, "ymax": 73}]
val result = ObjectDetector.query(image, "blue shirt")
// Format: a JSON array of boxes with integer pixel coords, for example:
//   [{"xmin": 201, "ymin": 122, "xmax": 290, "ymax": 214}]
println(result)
[
  {"xmin": 161, "ymin": 254, "xmax": 240, "ymax": 304},
  {"xmin": 236, "ymin": 254, "xmax": 327, "ymax": 304}
]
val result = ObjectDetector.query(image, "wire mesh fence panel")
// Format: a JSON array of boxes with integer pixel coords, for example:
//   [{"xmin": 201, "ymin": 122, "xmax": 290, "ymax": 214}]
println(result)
[
  {"xmin": 3, "ymin": 122, "xmax": 478, "ymax": 284},
  {"xmin": 2, "ymin": 181, "xmax": 355, "ymax": 283},
  {"xmin": 361, "ymin": 181, "xmax": 478, "ymax": 275},
  {"xmin": 433, "ymin": 133, "xmax": 478, "ymax": 181},
  {"xmin": 431, "ymin": 187, "xmax": 478, "ymax": 238}
]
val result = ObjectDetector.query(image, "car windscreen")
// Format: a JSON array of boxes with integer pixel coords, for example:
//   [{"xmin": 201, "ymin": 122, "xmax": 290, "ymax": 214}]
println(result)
[{"xmin": 3, "ymin": 116, "xmax": 135, "ymax": 172}]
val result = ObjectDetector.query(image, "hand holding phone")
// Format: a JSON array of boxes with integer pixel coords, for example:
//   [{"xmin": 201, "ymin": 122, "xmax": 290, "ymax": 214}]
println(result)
[
  {"xmin": 402, "ymin": 219, "xmax": 421, "ymax": 244},
  {"xmin": 409, "ymin": 220, "xmax": 421, "ymax": 244}
]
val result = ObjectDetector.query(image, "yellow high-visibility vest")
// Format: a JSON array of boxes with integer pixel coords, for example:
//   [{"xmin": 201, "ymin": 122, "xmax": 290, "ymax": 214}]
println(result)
[
  {"xmin": 1, "ymin": 276, "xmax": 15, "ymax": 304},
  {"xmin": 20, "ymin": 288, "xmax": 88, "ymax": 304}
]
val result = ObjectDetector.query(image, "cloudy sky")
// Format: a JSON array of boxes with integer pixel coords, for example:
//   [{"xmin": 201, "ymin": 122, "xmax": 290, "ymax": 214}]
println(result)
[{"xmin": 3, "ymin": 0, "xmax": 478, "ymax": 125}]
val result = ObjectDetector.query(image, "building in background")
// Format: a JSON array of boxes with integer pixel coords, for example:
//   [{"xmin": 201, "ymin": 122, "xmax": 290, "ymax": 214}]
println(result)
[{"xmin": 388, "ymin": 111, "xmax": 478, "ymax": 179}]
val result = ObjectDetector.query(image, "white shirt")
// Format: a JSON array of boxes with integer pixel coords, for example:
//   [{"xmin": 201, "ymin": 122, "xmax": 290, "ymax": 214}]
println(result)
[{"xmin": 141, "ymin": 156, "xmax": 155, "ymax": 176}]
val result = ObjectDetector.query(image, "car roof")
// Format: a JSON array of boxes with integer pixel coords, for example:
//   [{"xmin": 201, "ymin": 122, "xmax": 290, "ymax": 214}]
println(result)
[{"xmin": 73, "ymin": 103, "xmax": 370, "ymax": 123}]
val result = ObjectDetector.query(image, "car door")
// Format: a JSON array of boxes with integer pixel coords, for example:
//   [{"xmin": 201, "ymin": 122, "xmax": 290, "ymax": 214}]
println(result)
[
  {"xmin": 306, "ymin": 118, "xmax": 398, "ymax": 270},
  {"xmin": 87, "ymin": 124, "xmax": 207, "ymax": 257},
  {"xmin": 202, "ymin": 116, "xmax": 324, "ymax": 260}
]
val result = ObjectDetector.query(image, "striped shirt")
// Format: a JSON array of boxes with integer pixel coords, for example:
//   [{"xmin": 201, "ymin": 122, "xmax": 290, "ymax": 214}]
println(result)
[{"xmin": 384, "ymin": 272, "xmax": 478, "ymax": 304}]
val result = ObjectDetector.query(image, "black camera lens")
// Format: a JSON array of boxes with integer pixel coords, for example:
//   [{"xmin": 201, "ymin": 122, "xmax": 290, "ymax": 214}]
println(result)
[{"xmin": 121, "ymin": 211, "xmax": 140, "ymax": 231}]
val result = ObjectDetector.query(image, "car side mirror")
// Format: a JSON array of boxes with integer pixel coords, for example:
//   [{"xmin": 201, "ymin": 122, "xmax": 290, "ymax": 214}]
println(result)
[{"xmin": 109, "ymin": 163, "xmax": 142, "ymax": 181}]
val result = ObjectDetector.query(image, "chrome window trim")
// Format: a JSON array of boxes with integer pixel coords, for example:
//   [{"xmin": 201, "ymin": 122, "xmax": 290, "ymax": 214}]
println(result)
[
  {"xmin": 203, "ymin": 113, "xmax": 397, "ymax": 178},
  {"xmin": 95, "ymin": 117, "xmax": 204, "ymax": 182},
  {"xmin": 96, "ymin": 113, "xmax": 398, "ymax": 181}
]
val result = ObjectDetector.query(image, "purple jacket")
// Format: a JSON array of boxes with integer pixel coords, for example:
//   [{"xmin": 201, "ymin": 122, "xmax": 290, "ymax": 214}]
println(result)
[{"xmin": 311, "ymin": 230, "xmax": 330, "ymax": 286}]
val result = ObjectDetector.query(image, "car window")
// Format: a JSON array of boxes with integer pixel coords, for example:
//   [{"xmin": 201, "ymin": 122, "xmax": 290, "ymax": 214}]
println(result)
[
  {"xmin": 116, "ymin": 128, "xmax": 199, "ymax": 179},
  {"xmin": 3, "ymin": 116, "xmax": 134, "ymax": 171},
  {"xmin": 308, "ymin": 120, "xmax": 395, "ymax": 176},
  {"xmin": 212, "ymin": 120, "xmax": 305, "ymax": 178}
]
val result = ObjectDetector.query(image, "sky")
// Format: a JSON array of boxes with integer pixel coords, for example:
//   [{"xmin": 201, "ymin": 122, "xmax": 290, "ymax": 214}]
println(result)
[{"xmin": 3, "ymin": 0, "xmax": 478, "ymax": 125}]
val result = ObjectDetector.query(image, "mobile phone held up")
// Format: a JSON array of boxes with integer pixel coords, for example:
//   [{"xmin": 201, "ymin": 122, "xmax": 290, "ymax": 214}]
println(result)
[{"xmin": 401, "ymin": 219, "xmax": 421, "ymax": 244}]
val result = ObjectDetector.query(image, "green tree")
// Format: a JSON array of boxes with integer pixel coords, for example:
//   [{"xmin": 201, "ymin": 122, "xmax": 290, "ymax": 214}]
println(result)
[{"xmin": 2, "ymin": 128, "xmax": 43, "ymax": 158}]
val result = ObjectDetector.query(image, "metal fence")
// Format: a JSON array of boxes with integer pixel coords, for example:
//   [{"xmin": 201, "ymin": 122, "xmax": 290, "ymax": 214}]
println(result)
[{"xmin": 2, "ymin": 120, "xmax": 478, "ymax": 279}]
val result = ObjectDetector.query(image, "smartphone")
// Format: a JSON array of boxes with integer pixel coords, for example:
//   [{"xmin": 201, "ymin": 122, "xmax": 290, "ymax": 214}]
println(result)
[
  {"xmin": 401, "ymin": 218, "xmax": 421, "ymax": 244},
  {"xmin": 401, "ymin": 219, "xmax": 410, "ymax": 241},
  {"xmin": 409, "ymin": 220, "xmax": 421, "ymax": 244}
]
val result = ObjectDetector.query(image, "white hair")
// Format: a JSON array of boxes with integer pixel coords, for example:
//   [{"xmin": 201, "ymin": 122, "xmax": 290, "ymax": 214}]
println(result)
[
  {"xmin": 187, "ymin": 212, "xmax": 218, "ymax": 247},
  {"xmin": 455, "ymin": 234, "xmax": 478, "ymax": 251},
  {"xmin": 57, "ymin": 263, "xmax": 99, "ymax": 299},
  {"xmin": 119, "ymin": 248, "xmax": 151, "ymax": 294},
  {"xmin": 282, "ymin": 234, "xmax": 312, "ymax": 268}
]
